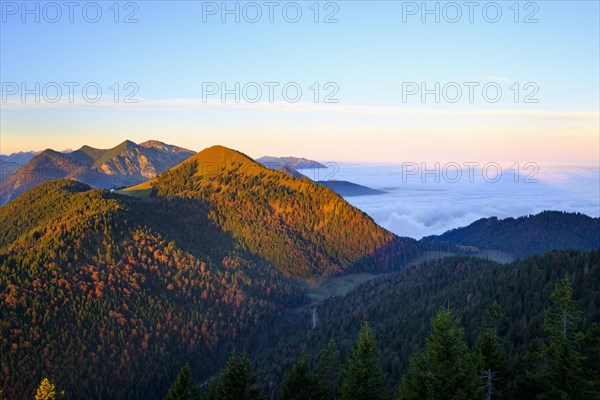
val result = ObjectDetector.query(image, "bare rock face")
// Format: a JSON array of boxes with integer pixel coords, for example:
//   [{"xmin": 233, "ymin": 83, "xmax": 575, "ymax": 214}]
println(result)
[{"xmin": 0, "ymin": 140, "xmax": 195, "ymax": 205}]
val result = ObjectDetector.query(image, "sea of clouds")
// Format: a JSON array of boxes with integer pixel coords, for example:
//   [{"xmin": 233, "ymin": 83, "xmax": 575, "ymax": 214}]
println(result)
[{"xmin": 300, "ymin": 163, "xmax": 600, "ymax": 240}]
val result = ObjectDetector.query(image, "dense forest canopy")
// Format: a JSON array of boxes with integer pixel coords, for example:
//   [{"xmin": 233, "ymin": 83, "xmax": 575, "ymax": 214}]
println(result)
[
  {"xmin": 422, "ymin": 211, "xmax": 600, "ymax": 258},
  {"xmin": 250, "ymin": 250, "xmax": 600, "ymax": 399},
  {"xmin": 0, "ymin": 180, "xmax": 304, "ymax": 398}
]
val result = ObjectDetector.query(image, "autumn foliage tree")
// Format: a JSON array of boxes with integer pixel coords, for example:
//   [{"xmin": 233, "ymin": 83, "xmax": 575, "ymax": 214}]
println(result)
[{"xmin": 34, "ymin": 378, "xmax": 64, "ymax": 400}]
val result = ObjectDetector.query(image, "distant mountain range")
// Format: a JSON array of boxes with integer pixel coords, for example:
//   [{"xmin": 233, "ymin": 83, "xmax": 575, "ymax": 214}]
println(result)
[
  {"xmin": 262, "ymin": 157, "xmax": 386, "ymax": 197},
  {"xmin": 0, "ymin": 151, "xmax": 37, "ymax": 165},
  {"xmin": 278, "ymin": 164, "xmax": 307, "ymax": 179},
  {"xmin": 0, "ymin": 151, "xmax": 38, "ymax": 182},
  {"xmin": 317, "ymin": 180, "xmax": 386, "ymax": 196},
  {"xmin": 0, "ymin": 140, "xmax": 194, "ymax": 205},
  {"xmin": 1, "ymin": 148, "xmax": 388, "ymax": 201},
  {"xmin": 257, "ymin": 156, "xmax": 326, "ymax": 170},
  {"xmin": 422, "ymin": 211, "xmax": 600, "ymax": 258}
]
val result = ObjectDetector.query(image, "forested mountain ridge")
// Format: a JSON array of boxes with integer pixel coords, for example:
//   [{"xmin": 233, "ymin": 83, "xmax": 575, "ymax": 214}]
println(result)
[
  {"xmin": 422, "ymin": 211, "xmax": 600, "ymax": 258},
  {"xmin": 0, "ymin": 140, "xmax": 194, "ymax": 205},
  {"xmin": 0, "ymin": 179, "xmax": 306, "ymax": 399},
  {"xmin": 124, "ymin": 145, "xmax": 420, "ymax": 278},
  {"xmin": 250, "ymin": 249, "xmax": 600, "ymax": 399},
  {"xmin": 0, "ymin": 146, "xmax": 421, "ymax": 399}
]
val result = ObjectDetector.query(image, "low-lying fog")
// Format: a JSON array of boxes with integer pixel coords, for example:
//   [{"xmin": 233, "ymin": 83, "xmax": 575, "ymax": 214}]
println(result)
[{"xmin": 300, "ymin": 163, "xmax": 600, "ymax": 239}]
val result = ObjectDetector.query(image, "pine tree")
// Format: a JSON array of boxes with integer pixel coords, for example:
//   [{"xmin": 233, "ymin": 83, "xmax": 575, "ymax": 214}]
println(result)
[
  {"xmin": 536, "ymin": 274, "xmax": 591, "ymax": 400},
  {"xmin": 34, "ymin": 378, "xmax": 64, "ymax": 400},
  {"xmin": 482, "ymin": 301, "xmax": 505, "ymax": 339},
  {"xmin": 514, "ymin": 339, "xmax": 545, "ymax": 400},
  {"xmin": 164, "ymin": 363, "xmax": 201, "ymax": 400},
  {"xmin": 319, "ymin": 338, "xmax": 340, "ymax": 400},
  {"xmin": 475, "ymin": 330, "xmax": 510, "ymax": 400},
  {"xmin": 544, "ymin": 274, "xmax": 582, "ymax": 343},
  {"xmin": 278, "ymin": 349, "xmax": 325, "ymax": 400},
  {"xmin": 340, "ymin": 322, "xmax": 386, "ymax": 400},
  {"xmin": 397, "ymin": 308, "xmax": 482, "ymax": 400},
  {"xmin": 211, "ymin": 350, "xmax": 262, "ymax": 400},
  {"xmin": 576, "ymin": 323, "xmax": 600, "ymax": 398},
  {"xmin": 475, "ymin": 302, "xmax": 510, "ymax": 400}
]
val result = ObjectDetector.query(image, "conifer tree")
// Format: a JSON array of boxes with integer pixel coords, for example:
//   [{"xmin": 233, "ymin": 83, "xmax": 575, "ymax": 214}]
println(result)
[
  {"xmin": 544, "ymin": 274, "xmax": 582, "ymax": 343},
  {"xmin": 34, "ymin": 378, "xmax": 64, "ymax": 400},
  {"xmin": 278, "ymin": 349, "xmax": 325, "ymax": 400},
  {"xmin": 514, "ymin": 339, "xmax": 545, "ymax": 400},
  {"xmin": 164, "ymin": 363, "xmax": 201, "ymax": 400},
  {"xmin": 475, "ymin": 329, "xmax": 510, "ymax": 399},
  {"xmin": 474, "ymin": 302, "xmax": 510, "ymax": 400},
  {"xmin": 536, "ymin": 274, "xmax": 590, "ymax": 400},
  {"xmin": 397, "ymin": 308, "xmax": 482, "ymax": 400},
  {"xmin": 319, "ymin": 338, "xmax": 340, "ymax": 400},
  {"xmin": 340, "ymin": 322, "xmax": 386, "ymax": 400},
  {"xmin": 576, "ymin": 323, "xmax": 600, "ymax": 398},
  {"xmin": 482, "ymin": 301, "xmax": 505, "ymax": 339},
  {"xmin": 212, "ymin": 350, "xmax": 262, "ymax": 400}
]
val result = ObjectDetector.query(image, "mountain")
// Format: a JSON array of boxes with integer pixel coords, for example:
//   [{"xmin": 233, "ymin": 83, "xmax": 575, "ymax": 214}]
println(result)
[
  {"xmin": 317, "ymin": 180, "xmax": 386, "ymax": 196},
  {"xmin": 0, "ymin": 140, "xmax": 194, "ymax": 205},
  {"xmin": 0, "ymin": 179, "xmax": 305, "ymax": 399},
  {"xmin": 422, "ymin": 211, "xmax": 600, "ymax": 259},
  {"xmin": 124, "ymin": 145, "xmax": 420, "ymax": 278},
  {"xmin": 276, "ymin": 165, "xmax": 386, "ymax": 197},
  {"xmin": 0, "ymin": 151, "xmax": 37, "ymax": 165},
  {"xmin": 0, "ymin": 145, "xmax": 422, "ymax": 399},
  {"xmin": 278, "ymin": 164, "xmax": 307, "ymax": 179},
  {"xmin": 0, "ymin": 151, "xmax": 38, "ymax": 182},
  {"xmin": 251, "ymin": 249, "xmax": 600, "ymax": 398},
  {"xmin": 257, "ymin": 156, "xmax": 326, "ymax": 170}
]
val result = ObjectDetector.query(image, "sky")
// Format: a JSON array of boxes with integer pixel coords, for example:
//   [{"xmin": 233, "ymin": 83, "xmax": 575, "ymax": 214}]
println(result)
[{"xmin": 1, "ymin": 0, "xmax": 599, "ymax": 165}]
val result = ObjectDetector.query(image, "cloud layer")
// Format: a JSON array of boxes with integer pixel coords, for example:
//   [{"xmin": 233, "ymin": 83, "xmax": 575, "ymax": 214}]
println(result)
[{"xmin": 312, "ymin": 163, "xmax": 600, "ymax": 239}]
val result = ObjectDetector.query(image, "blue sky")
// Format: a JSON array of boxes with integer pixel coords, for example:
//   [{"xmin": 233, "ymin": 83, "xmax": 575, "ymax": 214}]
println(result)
[{"xmin": 1, "ymin": 1, "xmax": 599, "ymax": 163}]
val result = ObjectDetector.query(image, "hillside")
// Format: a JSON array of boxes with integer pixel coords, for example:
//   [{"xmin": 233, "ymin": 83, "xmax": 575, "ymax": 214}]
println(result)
[
  {"xmin": 0, "ymin": 140, "xmax": 194, "ymax": 205},
  {"xmin": 422, "ymin": 211, "xmax": 600, "ymax": 258},
  {"xmin": 0, "ymin": 179, "xmax": 305, "ymax": 399},
  {"xmin": 250, "ymin": 249, "xmax": 600, "ymax": 398},
  {"xmin": 124, "ymin": 145, "xmax": 420, "ymax": 278}
]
